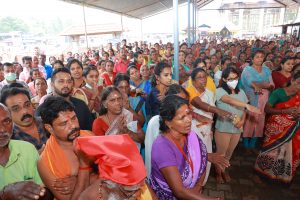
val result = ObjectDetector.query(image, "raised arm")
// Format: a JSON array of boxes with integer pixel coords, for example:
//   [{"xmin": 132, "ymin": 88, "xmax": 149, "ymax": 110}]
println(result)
[{"xmin": 191, "ymin": 97, "xmax": 232, "ymax": 119}]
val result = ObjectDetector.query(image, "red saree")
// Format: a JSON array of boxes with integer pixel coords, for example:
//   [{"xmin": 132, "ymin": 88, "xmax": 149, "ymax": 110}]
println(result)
[{"xmin": 255, "ymin": 92, "xmax": 300, "ymax": 183}]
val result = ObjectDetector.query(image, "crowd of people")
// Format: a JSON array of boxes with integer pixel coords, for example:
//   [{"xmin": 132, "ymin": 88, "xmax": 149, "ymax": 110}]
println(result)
[{"xmin": 0, "ymin": 37, "xmax": 300, "ymax": 199}]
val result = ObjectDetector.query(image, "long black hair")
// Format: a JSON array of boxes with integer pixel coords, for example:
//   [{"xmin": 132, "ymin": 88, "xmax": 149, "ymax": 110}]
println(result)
[
  {"xmin": 219, "ymin": 65, "xmax": 240, "ymax": 95},
  {"xmin": 165, "ymin": 84, "xmax": 190, "ymax": 99},
  {"xmin": 276, "ymin": 56, "xmax": 294, "ymax": 71},
  {"xmin": 151, "ymin": 62, "xmax": 171, "ymax": 87},
  {"xmin": 159, "ymin": 95, "xmax": 189, "ymax": 132}
]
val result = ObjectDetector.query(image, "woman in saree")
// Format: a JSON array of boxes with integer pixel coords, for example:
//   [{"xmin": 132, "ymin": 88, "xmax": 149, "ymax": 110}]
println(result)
[
  {"xmin": 241, "ymin": 49, "xmax": 274, "ymax": 152},
  {"xmin": 127, "ymin": 65, "xmax": 151, "ymax": 120},
  {"xmin": 81, "ymin": 65, "xmax": 103, "ymax": 114},
  {"xmin": 272, "ymin": 57, "xmax": 294, "ymax": 89},
  {"xmin": 149, "ymin": 95, "xmax": 220, "ymax": 200},
  {"xmin": 254, "ymin": 72, "xmax": 300, "ymax": 184},
  {"xmin": 92, "ymin": 86, "xmax": 145, "ymax": 149},
  {"xmin": 147, "ymin": 62, "xmax": 173, "ymax": 119},
  {"xmin": 101, "ymin": 60, "xmax": 116, "ymax": 86},
  {"xmin": 114, "ymin": 73, "xmax": 145, "ymax": 126},
  {"xmin": 186, "ymin": 68, "xmax": 233, "ymax": 184}
]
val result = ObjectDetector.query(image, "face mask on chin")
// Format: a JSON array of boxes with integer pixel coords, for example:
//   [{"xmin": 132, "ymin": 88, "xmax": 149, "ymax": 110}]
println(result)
[
  {"xmin": 227, "ymin": 79, "xmax": 238, "ymax": 89},
  {"xmin": 4, "ymin": 72, "xmax": 17, "ymax": 81}
]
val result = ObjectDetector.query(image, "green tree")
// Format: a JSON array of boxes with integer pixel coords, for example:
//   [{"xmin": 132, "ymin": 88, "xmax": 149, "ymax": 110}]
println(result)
[{"xmin": 0, "ymin": 16, "xmax": 29, "ymax": 33}]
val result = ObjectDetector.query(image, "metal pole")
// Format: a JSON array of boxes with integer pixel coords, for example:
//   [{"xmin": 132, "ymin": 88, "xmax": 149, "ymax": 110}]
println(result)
[
  {"xmin": 188, "ymin": 0, "xmax": 191, "ymax": 47},
  {"xmin": 192, "ymin": 0, "xmax": 195, "ymax": 43},
  {"xmin": 173, "ymin": 0, "xmax": 179, "ymax": 81},
  {"xmin": 82, "ymin": 3, "xmax": 89, "ymax": 49},
  {"xmin": 195, "ymin": 3, "xmax": 197, "ymax": 42},
  {"xmin": 193, "ymin": 0, "xmax": 197, "ymax": 44},
  {"xmin": 140, "ymin": 19, "xmax": 143, "ymax": 41}
]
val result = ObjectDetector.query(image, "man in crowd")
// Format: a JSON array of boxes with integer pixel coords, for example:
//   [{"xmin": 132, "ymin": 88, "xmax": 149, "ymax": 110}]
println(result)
[
  {"xmin": 19, "ymin": 56, "xmax": 33, "ymax": 83},
  {"xmin": 0, "ymin": 103, "xmax": 47, "ymax": 200},
  {"xmin": 39, "ymin": 67, "xmax": 93, "ymax": 130},
  {"xmin": 39, "ymin": 54, "xmax": 53, "ymax": 80},
  {"xmin": 0, "ymin": 87, "xmax": 48, "ymax": 152},
  {"xmin": 114, "ymin": 48, "xmax": 129, "ymax": 74},
  {"xmin": 0, "ymin": 62, "xmax": 30, "ymax": 92},
  {"xmin": 37, "ymin": 96, "xmax": 93, "ymax": 200}
]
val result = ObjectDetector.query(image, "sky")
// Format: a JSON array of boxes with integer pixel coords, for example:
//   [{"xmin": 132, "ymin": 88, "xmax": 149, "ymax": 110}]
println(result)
[{"xmin": 0, "ymin": 0, "xmax": 222, "ymax": 34}]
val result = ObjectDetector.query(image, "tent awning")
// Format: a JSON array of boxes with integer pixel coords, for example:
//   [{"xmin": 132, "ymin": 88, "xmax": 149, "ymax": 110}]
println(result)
[
  {"xmin": 60, "ymin": 0, "xmax": 188, "ymax": 19},
  {"xmin": 60, "ymin": 24, "xmax": 123, "ymax": 36}
]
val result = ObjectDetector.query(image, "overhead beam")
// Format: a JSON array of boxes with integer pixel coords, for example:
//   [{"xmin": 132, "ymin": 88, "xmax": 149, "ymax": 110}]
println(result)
[
  {"xmin": 60, "ymin": 0, "xmax": 141, "ymax": 19},
  {"xmin": 199, "ymin": 7, "xmax": 284, "ymax": 11},
  {"xmin": 273, "ymin": 0, "xmax": 287, "ymax": 7}
]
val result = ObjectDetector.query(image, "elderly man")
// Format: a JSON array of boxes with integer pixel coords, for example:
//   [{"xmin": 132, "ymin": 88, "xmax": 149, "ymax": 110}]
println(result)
[
  {"xmin": 37, "ymin": 96, "xmax": 94, "ymax": 200},
  {"xmin": 0, "ymin": 103, "xmax": 47, "ymax": 199},
  {"xmin": 77, "ymin": 134, "xmax": 156, "ymax": 200},
  {"xmin": 0, "ymin": 87, "xmax": 48, "ymax": 151}
]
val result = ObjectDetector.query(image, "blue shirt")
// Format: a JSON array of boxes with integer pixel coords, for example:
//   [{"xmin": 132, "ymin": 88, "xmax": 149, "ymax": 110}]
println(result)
[
  {"xmin": 12, "ymin": 117, "xmax": 48, "ymax": 150},
  {"xmin": 43, "ymin": 64, "xmax": 53, "ymax": 79}
]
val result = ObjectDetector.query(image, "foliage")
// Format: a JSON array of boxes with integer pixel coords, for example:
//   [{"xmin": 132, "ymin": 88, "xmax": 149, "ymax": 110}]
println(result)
[{"xmin": 0, "ymin": 16, "xmax": 29, "ymax": 33}]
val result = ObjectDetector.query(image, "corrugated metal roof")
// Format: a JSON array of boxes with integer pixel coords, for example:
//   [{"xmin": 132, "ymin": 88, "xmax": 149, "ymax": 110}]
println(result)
[
  {"xmin": 60, "ymin": 0, "xmax": 188, "ymax": 19},
  {"xmin": 60, "ymin": 0, "xmax": 299, "ymax": 19}
]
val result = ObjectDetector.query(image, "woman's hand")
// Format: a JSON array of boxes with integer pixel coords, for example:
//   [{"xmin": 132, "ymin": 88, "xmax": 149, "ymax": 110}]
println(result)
[
  {"xmin": 118, "ymin": 115, "xmax": 129, "ymax": 134},
  {"xmin": 217, "ymin": 109, "xmax": 232, "ymax": 119},
  {"xmin": 245, "ymin": 104, "xmax": 262, "ymax": 114},
  {"xmin": 285, "ymin": 106, "xmax": 300, "ymax": 117},
  {"xmin": 208, "ymin": 153, "xmax": 230, "ymax": 171}
]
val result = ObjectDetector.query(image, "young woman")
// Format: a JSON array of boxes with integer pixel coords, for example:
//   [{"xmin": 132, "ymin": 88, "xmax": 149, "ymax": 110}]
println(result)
[
  {"xmin": 31, "ymin": 77, "xmax": 47, "ymax": 109},
  {"xmin": 81, "ymin": 65, "xmax": 103, "ymax": 113},
  {"xmin": 101, "ymin": 60, "xmax": 116, "ymax": 86},
  {"xmin": 215, "ymin": 66, "xmax": 260, "ymax": 183},
  {"xmin": 149, "ymin": 95, "xmax": 219, "ymax": 200},
  {"xmin": 66, "ymin": 59, "xmax": 89, "ymax": 105},
  {"xmin": 255, "ymin": 72, "xmax": 300, "ymax": 184},
  {"xmin": 186, "ymin": 68, "xmax": 233, "ymax": 184},
  {"xmin": 146, "ymin": 62, "xmax": 172, "ymax": 119},
  {"xmin": 272, "ymin": 57, "xmax": 294, "ymax": 89},
  {"xmin": 66, "ymin": 59, "xmax": 85, "ymax": 88},
  {"xmin": 27, "ymin": 68, "xmax": 42, "ymax": 96},
  {"xmin": 241, "ymin": 50, "xmax": 274, "ymax": 152}
]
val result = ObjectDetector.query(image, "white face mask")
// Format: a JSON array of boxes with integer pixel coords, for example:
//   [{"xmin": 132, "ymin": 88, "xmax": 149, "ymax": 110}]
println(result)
[
  {"xmin": 227, "ymin": 79, "xmax": 238, "ymax": 89},
  {"xmin": 4, "ymin": 72, "xmax": 17, "ymax": 81}
]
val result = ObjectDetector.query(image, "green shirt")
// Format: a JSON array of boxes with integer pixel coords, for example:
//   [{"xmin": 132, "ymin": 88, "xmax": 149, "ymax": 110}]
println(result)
[
  {"xmin": 0, "ymin": 140, "xmax": 42, "ymax": 189},
  {"xmin": 268, "ymin": 88, "xmax": 291, "ymax": 107}
]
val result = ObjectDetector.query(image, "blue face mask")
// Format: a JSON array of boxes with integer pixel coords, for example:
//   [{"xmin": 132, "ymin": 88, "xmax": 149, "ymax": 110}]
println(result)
[{"xmin": 4, "ymin": 72, "xmax": 16, "ymax": 81}]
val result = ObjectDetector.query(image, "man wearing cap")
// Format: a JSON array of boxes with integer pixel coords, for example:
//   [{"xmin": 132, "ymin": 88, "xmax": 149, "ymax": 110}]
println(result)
[
  {"xmin": 37, "ymin": 96, "xmax": 94, "ymax": 200},
  {"xmin": 76, "ymin": 134, "xmax": 156, "ymax": 200}
]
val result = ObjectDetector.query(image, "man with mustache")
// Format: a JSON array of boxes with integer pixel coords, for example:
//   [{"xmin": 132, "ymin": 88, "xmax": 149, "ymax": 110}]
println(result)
[
  {"xmin": 38, "ymin": 67, "xmax": 93, "ymax": 130},
  {"xmin": 0, "ymin": 87, "xmax": 48, "ymax": 152},
  {"xmin": 37, "ymin": 96, "xmax": 94, "ymax": 200},
  {"xmin": 0, "ymin": 103, "xmax": 48, "ymax": 200}
]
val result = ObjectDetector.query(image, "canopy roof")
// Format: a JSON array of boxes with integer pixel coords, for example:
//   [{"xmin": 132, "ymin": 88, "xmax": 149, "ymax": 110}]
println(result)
[{"xmin": 61, "ymin": 0, "xmax": 300, "ymax": 19}]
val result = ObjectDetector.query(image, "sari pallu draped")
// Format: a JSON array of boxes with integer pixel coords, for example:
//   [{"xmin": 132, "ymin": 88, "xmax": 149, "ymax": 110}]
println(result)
[
  {"xmin": 254, "ymin": 93, "xmax": 300, "ymax": 183},
  {"xmin": 149, "ymin": 132, "xmax": 207, "ymax": 200}
]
